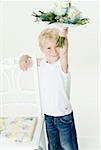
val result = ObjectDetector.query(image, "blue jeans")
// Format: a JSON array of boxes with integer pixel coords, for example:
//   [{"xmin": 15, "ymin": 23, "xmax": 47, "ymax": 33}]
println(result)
[{"xmin": 44, "ymin": 112, "xmax": 79, "ymax": 150}]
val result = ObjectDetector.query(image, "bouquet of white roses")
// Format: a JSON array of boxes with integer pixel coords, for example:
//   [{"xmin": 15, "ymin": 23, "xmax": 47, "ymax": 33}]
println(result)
[{"xmin": 32, "ymin": 1, "xmax": 89, "ymax": 47}]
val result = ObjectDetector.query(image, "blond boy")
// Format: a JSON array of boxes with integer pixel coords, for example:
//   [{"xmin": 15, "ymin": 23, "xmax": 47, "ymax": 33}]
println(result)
[{"xmin": 19, "ymin": 27, "xmax": 79, "ymax": 150}]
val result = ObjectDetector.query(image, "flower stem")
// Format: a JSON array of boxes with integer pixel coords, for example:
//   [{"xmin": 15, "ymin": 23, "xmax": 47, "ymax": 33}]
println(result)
[{"xmin": 57, "ymin": 36, "xmax": 65, "ymax": 48}]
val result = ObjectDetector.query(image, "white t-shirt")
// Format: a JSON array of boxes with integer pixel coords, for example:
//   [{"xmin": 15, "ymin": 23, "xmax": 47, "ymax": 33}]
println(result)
[{"xmin": 38, "ymin": 59, "xmax": 73, "ymax": 116}]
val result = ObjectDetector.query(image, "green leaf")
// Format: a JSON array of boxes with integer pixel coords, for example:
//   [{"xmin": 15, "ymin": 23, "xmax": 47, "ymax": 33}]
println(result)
[{"xmin": 74, "ymin": 18, "xmax": 90, "ymax": 25}]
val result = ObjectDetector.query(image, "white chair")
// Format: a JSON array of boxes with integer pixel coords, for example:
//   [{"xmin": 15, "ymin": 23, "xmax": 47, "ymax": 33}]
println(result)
[{"xmin": 0, "ymin": 57, "xmax": 46, "ymax": 150}]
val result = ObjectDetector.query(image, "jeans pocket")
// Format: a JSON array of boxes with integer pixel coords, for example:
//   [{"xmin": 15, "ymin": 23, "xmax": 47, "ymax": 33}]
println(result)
[{"xmin": 60, "ymin": 113, "xmax": 73, "ymax": 124}]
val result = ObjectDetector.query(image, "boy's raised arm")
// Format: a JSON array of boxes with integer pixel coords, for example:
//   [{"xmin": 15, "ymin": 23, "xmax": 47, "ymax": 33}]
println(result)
[{"xmin": 58, "ymin": 28, "xmax": 69, "ymax": 73}]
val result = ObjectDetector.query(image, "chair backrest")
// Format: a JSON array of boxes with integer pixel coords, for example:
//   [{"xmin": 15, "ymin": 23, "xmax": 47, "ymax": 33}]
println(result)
[{"xmin": 0, "ymin": 57, "xmax": 42, "ymax": 118}]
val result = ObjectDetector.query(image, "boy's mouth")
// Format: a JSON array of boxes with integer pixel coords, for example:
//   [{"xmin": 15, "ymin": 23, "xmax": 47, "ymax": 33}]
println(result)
[{"xmin": 49, "ymin": 54, "xmax": 59, "ymax": 57}]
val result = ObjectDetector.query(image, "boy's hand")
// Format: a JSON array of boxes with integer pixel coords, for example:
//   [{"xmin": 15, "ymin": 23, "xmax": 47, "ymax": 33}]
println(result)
[
  {"xmin": 19, "ymin": 55, "xmax": 31, "ymax": 71},
  {"xmin": 59, "ymin": 27, "xmax": 68, "ymax": 38}
]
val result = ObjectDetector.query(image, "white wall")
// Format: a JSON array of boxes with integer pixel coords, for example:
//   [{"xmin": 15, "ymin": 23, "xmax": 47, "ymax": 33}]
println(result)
[{"xmin": 0, "ymin": 0, "xmax": 100, "ymax": 149}]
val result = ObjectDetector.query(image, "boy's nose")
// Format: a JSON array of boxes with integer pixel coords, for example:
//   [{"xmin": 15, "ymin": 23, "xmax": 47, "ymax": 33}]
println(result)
[{"xmin": 51, "ymin": 50, "xmax": 58, "ymax": 55}]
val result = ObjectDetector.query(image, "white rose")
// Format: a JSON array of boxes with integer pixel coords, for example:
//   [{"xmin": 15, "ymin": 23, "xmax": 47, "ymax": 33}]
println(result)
[
  {"xmin": 68, "ymin": 6, "xmax": 81, "ymax": 19},
  {"xmin": 53, "ymin": 6, "xmax": 67, "ymax": 16},
  {"xmin": 51, "ymin": 1, "xmax": 70, "ymax": 16}
]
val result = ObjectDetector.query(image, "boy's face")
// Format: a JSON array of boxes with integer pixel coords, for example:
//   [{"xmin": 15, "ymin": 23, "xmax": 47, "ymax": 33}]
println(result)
[{"xmin": 41, "ymin": 39, "xmax": 59, "ymax": 61}]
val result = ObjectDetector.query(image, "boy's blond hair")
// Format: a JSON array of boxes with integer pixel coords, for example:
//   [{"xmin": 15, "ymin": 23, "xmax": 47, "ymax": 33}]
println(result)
[{"xmin": 38, "ymin": 28, "xmax": 59, "ymax": 48}]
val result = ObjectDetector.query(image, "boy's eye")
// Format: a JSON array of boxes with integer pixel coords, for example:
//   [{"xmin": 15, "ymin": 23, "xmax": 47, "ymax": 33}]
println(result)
[{"xmin": 47, "ymin": 47, "xmax": 51, "ymax": 49}]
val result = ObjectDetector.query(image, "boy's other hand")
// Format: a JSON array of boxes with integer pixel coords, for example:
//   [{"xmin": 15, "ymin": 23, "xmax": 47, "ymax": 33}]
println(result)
[{"xmin": 19, "ymin": 55, "xmax": 31, "ymax": 71}]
